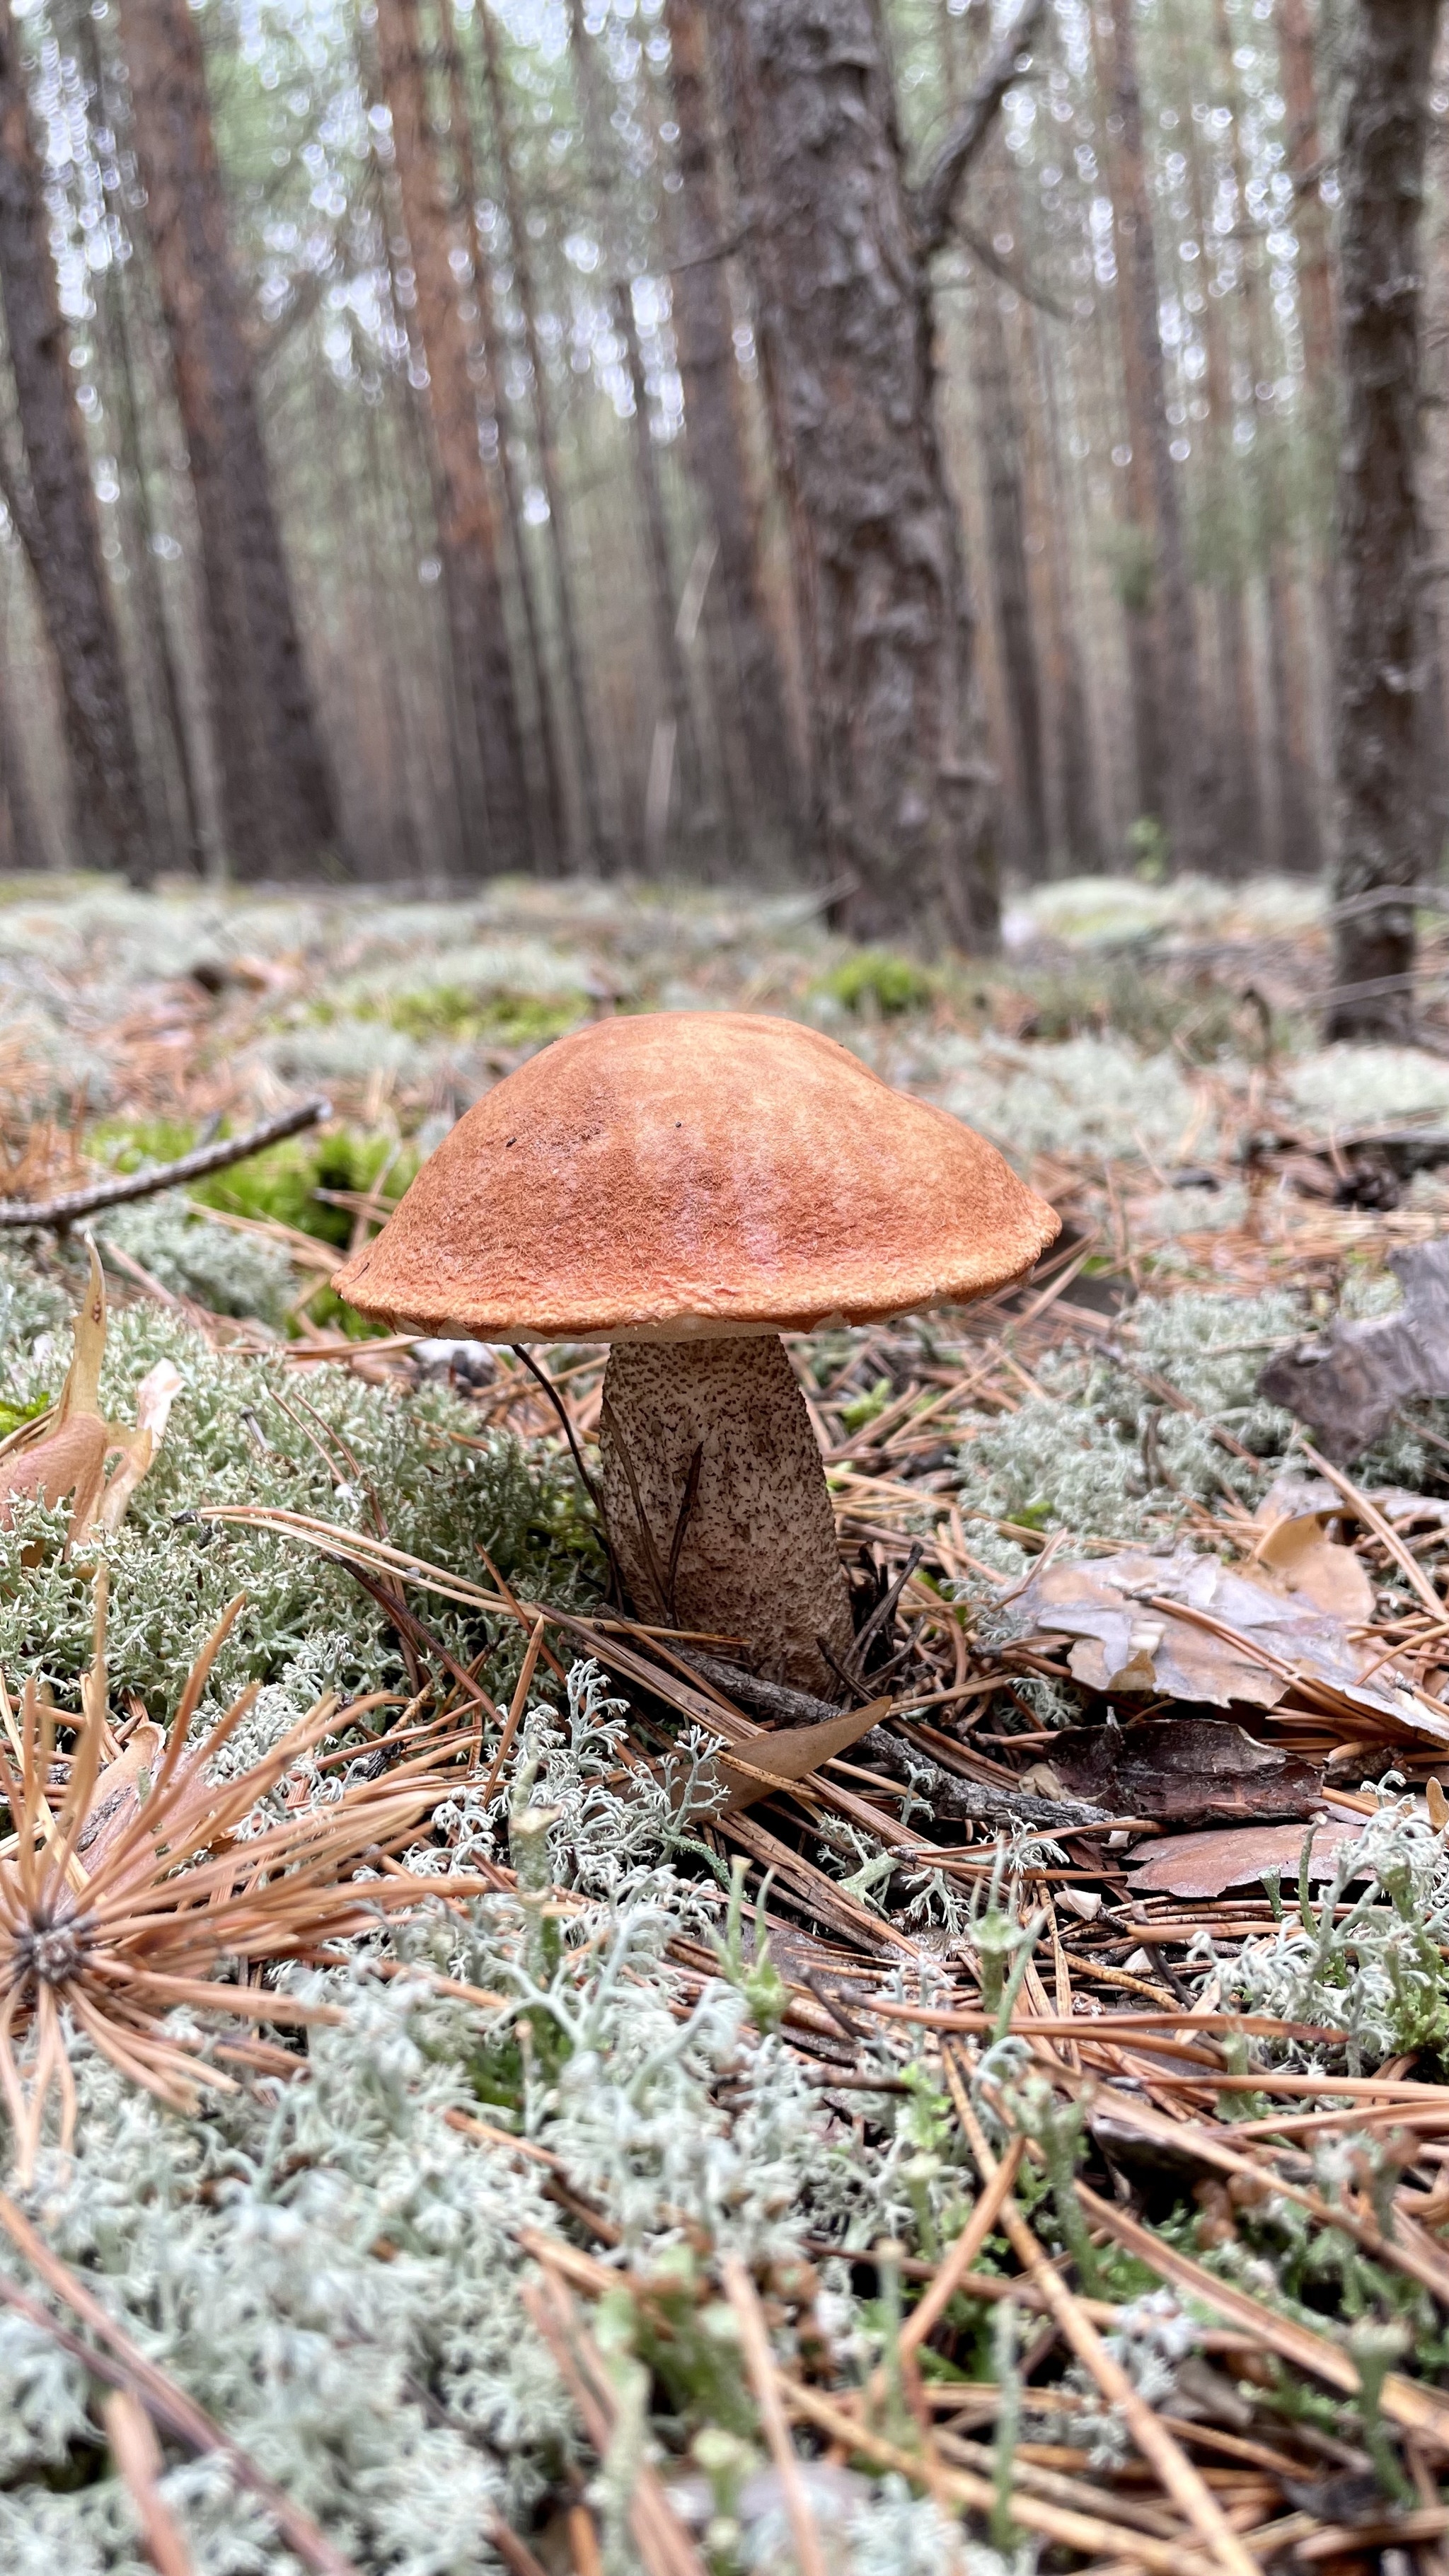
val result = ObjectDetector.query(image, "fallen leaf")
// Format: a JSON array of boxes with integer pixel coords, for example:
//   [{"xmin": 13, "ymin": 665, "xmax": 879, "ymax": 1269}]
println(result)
[
  {"xmin": 77, "ymin": 1722, "xmax": 165, "ymax": 1866},
  {"xmin": 1258, "ymin": 1240, "xmax": 1449, "ymax": 1461},
  {"xmin": 1254, "ymin": 1513, "xmax": 1375, "ymax": 1624},
  {"xmin": 0, "ymin": 1248, "xmax": 180, "ymax": 1550},
  {"xmin": 1127, "ymin": 1815, "xmax": 1365, "ymax": 1900},
  {"xmin": 1003, "ymin": 1542, "xmax": 1448, "ymax": 1741},
  {"xmin": 1050, "ymin": 1716, "xmax": 1323, "ymax": 1824}
]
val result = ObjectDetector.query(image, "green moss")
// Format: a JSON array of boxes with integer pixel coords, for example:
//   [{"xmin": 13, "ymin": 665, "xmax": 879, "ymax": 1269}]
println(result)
[
  {"xmin": 310, "ymin": 983, "xmax": 586, "ymax": 1049},
  {"xmin": 813, "ymin": 949, "xmax": 937, "ymax": 1017},
  {"xmin": 192, "ymin": 1128, "xmax": 417, "ymax": 1250}
]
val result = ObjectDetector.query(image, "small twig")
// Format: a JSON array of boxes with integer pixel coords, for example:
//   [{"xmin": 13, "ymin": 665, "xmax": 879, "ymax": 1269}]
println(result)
[
  {"xmin": 720, "ymin": 2256, "xmax": 831, "ymax": 2576},
  {"xmin": 0, "ymin": 1098, "xmax": 331, "ymax": 1230}
]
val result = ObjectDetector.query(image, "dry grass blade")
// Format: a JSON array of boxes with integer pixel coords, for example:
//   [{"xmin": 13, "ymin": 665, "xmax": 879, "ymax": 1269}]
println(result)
[{"xmin": 0, "ymin": 1588, "xmax": 454, "ymax": 2179}]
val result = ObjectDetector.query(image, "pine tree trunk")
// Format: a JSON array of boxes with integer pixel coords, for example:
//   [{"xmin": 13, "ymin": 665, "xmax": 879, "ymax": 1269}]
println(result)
[
  {"xmin": 568, "ymin": 0, "xmax": 700, "ymax": 853},
  {"xmin": 476, "ymin": 0, "xmax": 609, "ymax": 871},
  {"xmin": 0, "ymin": 655, "xmax": 43, "ymax": 870},
  {"xmin": 445, "ymin": 18, "xmax": 567, "ymax": 873},
  {"xmin": 116, "ymin": 0, "xmax": 337, "ymax": 880},
  {"xmin": 1210, "ymin": 0, "xmax": 1321, "ymax": 879},
  {"xmin": 663, "ymin": 0, "xmax": 799, "ymax": 843},
  {"xmin": 1032, "ymin": 311, "xmax": 1101, "ymax": 874},
  {"xmin": 374, "ymin": 0, "xmax": 533, "ymax": 877},
  {"xmin": 718, "ymin": 0, "xmax": 1000, "ymax": 948},
  {"xmin": 1328, "ymin": 0, "xmax": 1443, "ymax": 1039},
  {"xmin": 1103, "ymin": 0, "xmax": 1213, "ymax": 874},
  {"xmin": 0, "ymin": 0, "xmax": 152, "ymax": 885},
  {"xmin": 970, "ymin": 237, "xmax": 1048, "ymax": 877}
]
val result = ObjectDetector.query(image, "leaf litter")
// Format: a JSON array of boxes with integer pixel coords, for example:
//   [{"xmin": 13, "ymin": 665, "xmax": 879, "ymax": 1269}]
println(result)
[{"xmin": 7, "ymin": 882, "xmax": 1449, "ymax": 2567}]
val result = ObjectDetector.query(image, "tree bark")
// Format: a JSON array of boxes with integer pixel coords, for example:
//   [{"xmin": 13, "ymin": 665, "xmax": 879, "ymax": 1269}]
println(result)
[
  {"xmin": 374, "ymin": 0, "xmax": 533, "ymax": 876},
  {"xmin": 1102, "ymin": 0, "xmax": 1213, "ymax": 873},
  {"xmin": 0, "ymin": 0, "xmax": 152, "ymax": 885},
  {"xmin": 1278, "ymin": 0, "xmax": 1337, "ymax": 412},
  {"xmin": 1328, "ymin": 0, "xmax": 1443, "ymax": 1040},
  {"xmin": 663, "ymin": 0, "xmax": 799, "ymax": 843},
  {"xmin": 719, "ymin": 0, "xmax": 1000, "ymax": 948},
  {"xmin": 116, "ymin": 0, "xmax": 337, "ymax": 881}
]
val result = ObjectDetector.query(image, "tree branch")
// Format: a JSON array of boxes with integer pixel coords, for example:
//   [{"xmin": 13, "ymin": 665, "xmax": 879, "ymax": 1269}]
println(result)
[
  {"xmin": 0, "ymin": 1097, "xmax": 331, "ymax": 1230},
  {"xmin": 910, "ymin": 0, "xmax": 1051, "ymax": 257}
]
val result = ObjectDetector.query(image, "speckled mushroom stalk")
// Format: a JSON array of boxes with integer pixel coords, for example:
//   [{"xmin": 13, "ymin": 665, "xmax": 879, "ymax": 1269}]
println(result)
[{"xmin": 599, "ymin": 1336, "xmax": 854, "ymax": 1695}]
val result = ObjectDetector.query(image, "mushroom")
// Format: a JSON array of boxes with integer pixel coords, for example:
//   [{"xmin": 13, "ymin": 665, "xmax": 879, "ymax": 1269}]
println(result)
[{"xmin": 333, "ymin": 1012, "xmax": 1058, "ymax": 1694}]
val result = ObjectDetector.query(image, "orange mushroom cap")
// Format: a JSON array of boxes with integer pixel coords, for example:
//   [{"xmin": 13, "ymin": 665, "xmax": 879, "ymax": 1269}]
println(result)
[{"xmin": 333, "ymin": 1011, "xmax": 1061, "ymax": 1342}]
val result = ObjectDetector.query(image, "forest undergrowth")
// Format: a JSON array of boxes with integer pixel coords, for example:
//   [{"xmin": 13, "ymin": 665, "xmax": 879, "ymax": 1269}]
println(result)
[{"xmin": 6, "ymin": 876, "xmax": 1449, "ymax": 2572}]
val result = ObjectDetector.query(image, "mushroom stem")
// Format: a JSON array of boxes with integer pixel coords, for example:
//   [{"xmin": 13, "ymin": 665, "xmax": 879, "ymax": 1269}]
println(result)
[{"xmin": 599, "ymin": 1335, "xmax": 856, "ymax": 1697}]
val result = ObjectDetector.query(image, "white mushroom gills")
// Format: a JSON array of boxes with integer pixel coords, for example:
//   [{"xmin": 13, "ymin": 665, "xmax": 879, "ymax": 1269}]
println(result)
[{"xmin": 599, "ymin": 1334, "xmax": 857, "ymax": 1697}]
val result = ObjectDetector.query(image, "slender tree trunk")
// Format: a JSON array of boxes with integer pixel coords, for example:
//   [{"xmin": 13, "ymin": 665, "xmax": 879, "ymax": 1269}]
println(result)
[
  {"xmin": 969, "ymin": 228, "xmax": 1048, "ymax": 872},
  {"xmin": 663, "ymin": 0, "xmax": 799, "ymax": 844},
  {"xmin": 1328, "ymin": 0, "xmax": 1443, "ymax": 1039},
  {"xmin": 1032, "ymin": 308, "xmax": 1101, "ymax": 873},
  {"xmin": 116, "ymin": 0, "xmax": 337, "ymax": 881},
  {"xmin": 568, "ymin": 0, "xmax": 701, "ymax": 850},
  {"xmin": 0, "ymin": 0, "xmax": 152, "ymax": 885},
  {"xmin": 1278, "ymin": 0, "xmax": 1339, "ymax": 742},
  {"xmin": 1181, "ymin": 35, "xmax": 1259, "ymax": 878},
  {"xmin": 0, "ymin": 652, "xmax": 42, "ymax": 869},
  {"xmin": 1102, "ymin": 0, "xmax": 1213, "ymax": 873},
  {"xmin": 446, "ymin": 15, "xmax": 567, "ymax": 872},
  {"xmin": 477, "ymin": 0, "xmax": 608, "ymax": 870},
  {"xmin": 374, "ymin": 0, "xmax": 532, "ymax": 876},
  {"xmin": 1279, "ymin": 0, "xmax": 1337, "ymax": 410},
  {"xmin": 719, "ymin": 0, "xmax": 1000, "ymax": 947},
  {"xmin": 1209, "ymin": 0, "xmax": 1321, "ymax": 878},
  {"xmin": 1085, "ymin": 4, "xmax": 1164, "ymax": 835}
]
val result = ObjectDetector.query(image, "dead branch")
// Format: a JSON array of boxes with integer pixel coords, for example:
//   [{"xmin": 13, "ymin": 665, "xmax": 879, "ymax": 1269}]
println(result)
[
  {"xmin": 0, "ymin": 1097, "xmax": 330, "ymax": 1230},
  {"xmin": 911, "ymin": 0, "xmax": 1052, "ymax": 256}
]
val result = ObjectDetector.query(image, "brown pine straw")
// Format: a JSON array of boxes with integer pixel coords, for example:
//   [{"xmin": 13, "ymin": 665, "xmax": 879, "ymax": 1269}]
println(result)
[
  {"xmin": 0, "ymin": 1585, "xmax": 469, "ymax": 2180},
  {"xmin": 103, "ymin": 2388, "xmax": 196, "ymax": 2576},
  {"xmin": 949, "ymin": 2072, "xmax": 1259, "ymax": 2576},
  {"xmin": 1077, "ymin": 2186, "xmax": 1449, "ymax": 2448},
  {"xmin": 721, "ymin": 2255, "xmax": 831, "ymax": 2576},
  {"xmin": 521, "ymin": 2253, "xmax": 707, "ymax": 2576}
]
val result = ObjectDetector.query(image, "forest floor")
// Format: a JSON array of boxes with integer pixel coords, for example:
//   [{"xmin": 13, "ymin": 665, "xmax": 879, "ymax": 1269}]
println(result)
[{"xmin": 5, "ymin": 871, "xmax": 1449, "ymax": 2571}]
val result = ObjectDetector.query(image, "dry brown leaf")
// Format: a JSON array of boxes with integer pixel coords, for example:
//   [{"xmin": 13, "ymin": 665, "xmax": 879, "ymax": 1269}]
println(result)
[
  {"xmin": 0, "ymin": 1248, "xmax": 178, "ymax": 1550},
  {"xmin": 1049, "ymin": 1717, "xmax": 1322, "ymax": 1825},
  {"xmin": 1254, "ymin": 1513, "xmax": 1375, "ymax": 1624},
  {"xmin": 1127, "ymin": 1815, "xmax": 1365, "ymax": 1900},
  {"xmin": 1004, "ymin": 1544, "xmax": 1447, "ymax": 1739}
]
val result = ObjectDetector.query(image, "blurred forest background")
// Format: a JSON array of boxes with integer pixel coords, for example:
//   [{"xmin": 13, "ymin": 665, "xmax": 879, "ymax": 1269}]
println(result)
[{"xmin": 0, "ymin": 0, "xmax": 1436, "ymax": 1016}]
